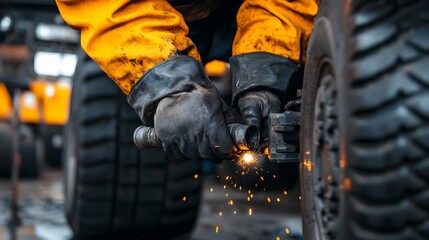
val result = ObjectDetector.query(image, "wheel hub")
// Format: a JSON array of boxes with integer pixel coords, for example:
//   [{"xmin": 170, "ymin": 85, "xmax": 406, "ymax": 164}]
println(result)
[{"xmin": 312, "ymin": 74, "xmax": 340, "ymax": 239}]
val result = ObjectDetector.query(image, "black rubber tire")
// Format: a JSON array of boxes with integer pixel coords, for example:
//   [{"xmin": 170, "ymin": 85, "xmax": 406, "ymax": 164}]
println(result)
[
  {"xmin": 0, "ymin": 122, "xmax": 13, "ymax": 177},
  {"xmin": 19, "ymin": 124, "xmax": 43, "ymax": 178},
  {"xmin": 300, "ymin": 1, "xmax": 429, "ymax": 239},
  {"xmin": 63, "ymin": 51, "xmax": 202, "ymax": 239},
  {"xmin": 0, "ymin": 123, "xmax": 42, "ymax": 178},
  {"xmin": 41, "ymin": 125, "xmax": 64, "ymax": 168}
]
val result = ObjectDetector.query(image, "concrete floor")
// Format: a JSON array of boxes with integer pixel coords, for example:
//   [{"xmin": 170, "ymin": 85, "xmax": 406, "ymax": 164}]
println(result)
[{"xmin": 0, "ymin": 170, "xmax": 302, "ymax": 240}]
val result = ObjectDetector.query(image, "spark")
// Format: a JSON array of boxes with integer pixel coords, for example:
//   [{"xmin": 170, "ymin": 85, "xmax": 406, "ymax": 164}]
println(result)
[
  {"xmin": 260, "ymin": 176, "xmax": 264, "ymax": 181},
  {"xmin": 182, "ymin": 196, "xmax": 187, "ymax": 201},
  {"xmin": 225, "ymin": 193, "xmax": 229, "ymax": 197},
  {"xmin": 239, "ymin": 186, "xmax": 242, "ymax": 191},
  {"xmin": 219, "ymin": 212, "xmax": 223, "ymax": 217},
  {"xmin": 234, "ymin": 183, "xmax": 237, "ymax": 188},
  {"xmin": 249, "ymin": 208, "xmax": 252, "ymax": 216},
  {"xmin": 344, "ymin": 177, "xmax": 352, "ymax": 190},
  {"xmin": 194, "ymin": 174, "xmax": 199, "ymax": 179},
  {"xmin": 284, "ymin": 191, "xmax": 288, "ymax": 195},
  {"xmin": 241, "ymin": 171, "xmax": 245, "ymax": 175},
  {"xmin": 223, "ymin": 185, "xmax": 226, "ymax": 189},
  {"xmin": 273, "ymin": 175, "xmax": 277, "ymax": 179},
  {"xmin": 299, "ymin": 195, "xmax": 302, "ymax": 200},
  {"xmin": 247, "ymin": 197, "xmax": 251, "ymax": 202},
  {"xmin": 242, "ymin": 153, "xmax": 254, "ymax": 163},
  {"xmin": 277, "ymin": 198, "xmax": 281, "ymax": 202},
  {"xmin": 276, "ymin": 237, "xmax": 280, "ymax": 240},
  {"xmin": 215, "ymin": 226, "xmax": 219, "ymax": 233},
  {"xmin": 267, "ymin": 197, "xmax": 271, "ymax": 203},
  {"xmin": 234, "ymin": 210, "xmax": 237, "ymax": 214},
  {"xmin": 210, "ymin": 188, "xmax": 214, "ymax": 192},
  {"xmin": 237, "ymin": 151, "xmax": 259, "ymax": 170},
  {"xmin": 285, "ymin": 228, "xmax": 290, "ymax": 234},
  {"xmin": 228, "ymin": 200, "xmax": 234, "ymax": 205},
  {"xmin": 248, "ymin": 190, "xmax": 251, "ymax": 194},
  {"xmin": 250, "ymin": 194, "xmax": 254, "ymax": 198}
]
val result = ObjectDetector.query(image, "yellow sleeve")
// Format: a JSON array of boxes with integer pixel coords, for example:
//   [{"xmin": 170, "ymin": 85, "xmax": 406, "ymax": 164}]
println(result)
[
  {"xmin": 56, "ymin": 0, "xmax": 201, "ymax": 94},
  {"xmin": 232, "ymin": 0, "xmax": 319, "ymax": 64}
]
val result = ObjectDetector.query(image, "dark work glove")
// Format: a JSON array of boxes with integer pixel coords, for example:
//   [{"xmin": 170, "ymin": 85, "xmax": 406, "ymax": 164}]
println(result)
[
  {"xmin": 127, "ymin": 56, "xmax": 236, "ymax": 163},
  {"xmin": 230, "ymin": 52, "xmax": 298, "ymax": 142},
  {"xmin": 237, "ymin": 90, "xmax": 281, "ymax": 136}
]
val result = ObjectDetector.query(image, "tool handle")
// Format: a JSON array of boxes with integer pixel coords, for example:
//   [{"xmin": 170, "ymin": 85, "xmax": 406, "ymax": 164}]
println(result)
[
  {"xmin": 133, "ymin": 126, "xmax": 162, "ymax": 149},
  {"xmin": 134, "ymin": 124, "xmax": 260, "ymax": 150}
]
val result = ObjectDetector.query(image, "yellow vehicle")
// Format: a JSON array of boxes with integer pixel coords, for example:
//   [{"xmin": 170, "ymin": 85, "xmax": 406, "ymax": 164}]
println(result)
[{"xmin": 0, "ymin": 2, "xmax": 78, "ymax": 177}]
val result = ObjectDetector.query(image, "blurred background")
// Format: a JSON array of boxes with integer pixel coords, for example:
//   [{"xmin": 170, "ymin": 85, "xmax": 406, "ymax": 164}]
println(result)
[{"xmin": 0, "ymin": 1, "xmax": 302, "ymax": 239}]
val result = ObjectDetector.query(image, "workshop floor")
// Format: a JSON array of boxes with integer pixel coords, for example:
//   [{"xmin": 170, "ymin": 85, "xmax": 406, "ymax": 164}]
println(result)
[{"xmin": 0, "ymin": 170, "xmax": 302, "ymax": 240}]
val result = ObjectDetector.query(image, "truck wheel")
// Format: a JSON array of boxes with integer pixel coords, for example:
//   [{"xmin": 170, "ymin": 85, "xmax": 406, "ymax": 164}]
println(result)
[
  {"xmin": 63, "ymin": 52, "xmax": 202, "ymax": 239},
  {"xmin": 300, "ymin": 1, "xmax": 429, "ymax": 239},
  {"xmin": 0, "ymin": 122, "xmax": 13, "ymax": 177},
  {"xmin": 0, "ymin": 123, "xmax": 42, "ymax": 178}
]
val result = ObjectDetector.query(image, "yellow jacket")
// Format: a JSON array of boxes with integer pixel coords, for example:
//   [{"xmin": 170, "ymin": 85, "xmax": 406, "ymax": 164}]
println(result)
[{"xmin": 56, "ymin": 0, "xmax": 318, "ymax": 94}]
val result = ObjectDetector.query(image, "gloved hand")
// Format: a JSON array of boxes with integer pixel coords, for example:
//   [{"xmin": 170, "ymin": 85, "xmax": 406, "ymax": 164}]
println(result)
[
  {"xmin": 230, "ymin": 52, "xmax": 298, "ymax": 142},
  {"xmin": 237, "ymin": 90, "xmax": 281, "ymax": 137},
  {"xmin": 127, "ymin": 56, "xmax": 236, "ymax": 163}
]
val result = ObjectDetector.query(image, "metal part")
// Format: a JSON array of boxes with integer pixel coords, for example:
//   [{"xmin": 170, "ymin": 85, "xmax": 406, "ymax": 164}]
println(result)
[
  {"xmin": 134, "ymin": 124, "xmax": 259, "ymax": 151},
  {"xmin": 227, "ymin": 123, "xmax": 259, "ymax": 150},
  {"xmin": 133, "ymin": 125, "xmax": 162, "ymax": 149},
  {"xmin": 268, "ymin": 111, "xmax": 300, "ymax": 163}
]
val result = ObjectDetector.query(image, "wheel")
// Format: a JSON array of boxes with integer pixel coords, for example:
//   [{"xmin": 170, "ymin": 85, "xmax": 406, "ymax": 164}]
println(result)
[
  {"xmin": 63, "ymin": 50, "xmax": 202, "ymax": 239},
  {"xmin": 0, "ymin": 122, "xmax": 42, "ymax": 178},
  {"xmin": 0, "ymin": 122, "xmax": 13, "ymax": 177},
  {"xmin": 300, "ymin": 1, "xmax": 429, "ymax": 239},
  {"xmin": 19, "ymin": 124, "xmax": 43, "ymax": 178},
  {"xmin": 41, "ymin": 125, "xmax": 63, "ymax": 167}
]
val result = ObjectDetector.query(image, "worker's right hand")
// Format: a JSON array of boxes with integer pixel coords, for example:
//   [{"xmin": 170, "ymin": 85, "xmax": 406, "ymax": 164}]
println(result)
[
  {"xmin": 127, "ymin": 56, "xmax": 237, "ymax": 163},
  {"xmin": 230, "ymin": 52, "xmax": 299, "ymax": 143}
]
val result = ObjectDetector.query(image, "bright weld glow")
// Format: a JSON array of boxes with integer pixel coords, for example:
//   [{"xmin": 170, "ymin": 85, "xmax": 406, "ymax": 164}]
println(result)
[{"xmin": 237, "ymin": 151, "xmax": 259, "ymax": 170}]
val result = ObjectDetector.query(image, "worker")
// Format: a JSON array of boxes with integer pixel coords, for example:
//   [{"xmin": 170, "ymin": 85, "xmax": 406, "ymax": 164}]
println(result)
[{"xmin": 56, "ymin": 0, "xmax": 318, "ymax": 163}]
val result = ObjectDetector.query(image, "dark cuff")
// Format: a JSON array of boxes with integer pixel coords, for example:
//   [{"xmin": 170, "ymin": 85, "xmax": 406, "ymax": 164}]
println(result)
[
  {"xmin": 230, "ymin": 52, "xmax": 298, "ymax": 106},
  {"xmin": 127, "ymin": 56, "xmax": 213, "ymax": 126}
]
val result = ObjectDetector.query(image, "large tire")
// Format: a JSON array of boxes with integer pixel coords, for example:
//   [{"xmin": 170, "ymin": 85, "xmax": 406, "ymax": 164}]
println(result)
[
  {"xmin": 0, "ymin": 123, "xmax": 42, "ymax": 178},
  {"xmin": 300, "ymin": 1, "xmax": 429, "ymax": 239},
  {"xmin": 63, "ymin": 51, "xmax": 202, "ymax": 239}
]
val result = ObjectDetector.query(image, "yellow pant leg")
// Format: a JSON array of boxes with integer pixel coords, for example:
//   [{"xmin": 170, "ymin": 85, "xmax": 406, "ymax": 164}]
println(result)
[
  {"xmin": 56, "ymin": 0, "xmax": 201, "ymax": 94},
  {"xmin": 233, "ymin": 0, "xmax": 319, "ymax": 64}
]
